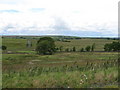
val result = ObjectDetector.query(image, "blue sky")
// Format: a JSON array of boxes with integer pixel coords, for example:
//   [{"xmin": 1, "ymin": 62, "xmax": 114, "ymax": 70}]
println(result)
[{"xmin": 0, "ymin": 0, "xmax": 118, "ymax": 37}]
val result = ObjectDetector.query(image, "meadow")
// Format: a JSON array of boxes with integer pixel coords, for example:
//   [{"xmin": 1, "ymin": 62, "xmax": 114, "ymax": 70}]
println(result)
[{"xmin": 2, "ymin": 36, "xmax": 119, "ymax": 88}]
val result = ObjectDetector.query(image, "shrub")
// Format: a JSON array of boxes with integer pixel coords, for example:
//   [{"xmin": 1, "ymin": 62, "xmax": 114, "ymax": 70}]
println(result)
[
  {"xmin": 1, "ymin": 45, "xmax": 7, "ymax": 50},
  {"xmin": 91, "ymin": 43, "xmax": 95, "ymax": 51},
  {"xmin": 104, "ymin": 42, "xmax": 120, "ymax": 51},
  {"xmin": 73, "ymin": 47, "xmax": 76, "ymax": 52},
  {"xmin": 36, "ymin": 37, "xmax": 56, "ymax": 55},
  {"xmin": 85, "ymin": 46, "xmax": 91, "ymax": 52},
  {"xmin": 80, "ymin": 48, "xmax": 84, "ymax": 52}
]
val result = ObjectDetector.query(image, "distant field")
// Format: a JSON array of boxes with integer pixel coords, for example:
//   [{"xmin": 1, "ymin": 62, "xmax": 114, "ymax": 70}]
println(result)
[
  {"xmin": 2, "ymin": 36, "xmax": 118, "ymax": 88},
  {"xmin": 2, "ymin": 37, "xmax": 117, "ymax": 51}
]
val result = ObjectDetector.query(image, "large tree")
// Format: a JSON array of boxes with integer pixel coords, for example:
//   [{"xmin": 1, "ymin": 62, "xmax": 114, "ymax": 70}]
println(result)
[
  {"xmin": 36, "ymin": 37, "xmax": 56, "ymax": 55},
  {"xmin": 104, "ymin": 42, "xmax": 120, "ymax": 51}
]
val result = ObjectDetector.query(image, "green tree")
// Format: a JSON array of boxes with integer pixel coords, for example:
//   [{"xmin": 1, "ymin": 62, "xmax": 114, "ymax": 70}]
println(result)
[
  {"xmin": 91, "ymin": 43, "xmax": 95, "ymax": 51},
  {"xmin": 104, "ymin": 42, "xmax": 120, "ymax": 51},
  {"xmin": 85, "ymin": 46, "xmax": 91, "ymax": 52},
  {"xmin": 104, "ymin": 43, "xmax": 112, "ymax": 51},
  {"xmin": 73, "ymin": 47, "xmax": 76, "ymax": 52},
  {"xmin": 36, "ymin": 37, "xmax": 56, "ymax": 55},
  {"xmin": 80, "ymin": 48, "xmax": 84, "ymax": 52},
  {"xmin": 112, "ymin": 42, "xmax": 120, "ymax": 51},
  {"xmin": 1, "ymin": 45, "xmax": 7, "ymax": 50}
]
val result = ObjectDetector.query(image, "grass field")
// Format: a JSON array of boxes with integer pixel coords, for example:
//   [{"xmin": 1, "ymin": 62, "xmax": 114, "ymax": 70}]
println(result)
[
  {"xmin": 2, "ymin": 37, "xmax": 116, "ymax": 51},
  {"xmin": 2, "ymin": 36, "xmax": 119, "ymax": 88}
]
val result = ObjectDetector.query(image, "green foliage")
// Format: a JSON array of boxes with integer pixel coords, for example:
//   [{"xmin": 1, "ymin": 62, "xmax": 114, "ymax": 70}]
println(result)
[
  {"xmin": 1, "ymin": 45, "xmax": 7, "ymax": 50},
  {"xmin": 91, "ymin": 43, "xmax": 95, "ymax": 51},
  {"xmin": 72, "ymin": 47, "xmax": 76, "ymax": 52},
  {"xmin": 104, "ymin": 42, "xmax": 120, "ymax": 51},
  {"xmin": 85, "ymin": 46, "xmax": 91, "ymax": 52},
  {"xmin": 36, "ymin": 37, "xmax": 56, "ymax": 55},
  {"xmin": 80, "ymin": 48, "xmax": 84, "ymax": 52},
  {"xmin": 104, "ymin": 44, "xmax": 112, "ymax": 51}
]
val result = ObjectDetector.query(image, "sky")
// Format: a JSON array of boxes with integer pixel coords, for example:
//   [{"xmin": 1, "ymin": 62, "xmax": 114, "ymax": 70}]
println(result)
[{"xmin": 0, "ymin": 0, "xmax": 119, "ymax": 37}]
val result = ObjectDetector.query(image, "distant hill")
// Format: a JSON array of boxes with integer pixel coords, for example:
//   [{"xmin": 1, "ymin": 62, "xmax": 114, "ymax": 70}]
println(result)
[
  {"xmin": 1, "ymin": 35, "xmax": 119, "ymax": 40},
  {"xmin": 2, "ymin": 35, "xmax": 81, "ymax": 40}
]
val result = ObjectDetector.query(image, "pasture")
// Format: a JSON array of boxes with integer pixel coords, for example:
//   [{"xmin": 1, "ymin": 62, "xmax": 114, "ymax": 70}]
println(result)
[
  {"xmin": 2, "ymin": 36, "xmax": 119, "ymax": 88},
  {"xmin": 2, "ymin": 37, "xmax": 116, "ymax": 51}
]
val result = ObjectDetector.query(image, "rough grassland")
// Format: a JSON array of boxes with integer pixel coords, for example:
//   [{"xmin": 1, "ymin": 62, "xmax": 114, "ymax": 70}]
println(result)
[
  {"xmin": 2, "ymin": 37, "xmax": 118, "ymax": 88},
  {"xmin": 2, "ymin": 38, "xmax": 116, "ymax": 51}
]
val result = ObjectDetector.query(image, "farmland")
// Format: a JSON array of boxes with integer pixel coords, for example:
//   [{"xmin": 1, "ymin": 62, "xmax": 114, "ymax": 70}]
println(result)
[{"xmin": 2, "ymin": 36, "xmax": 119, "ymax": 88}]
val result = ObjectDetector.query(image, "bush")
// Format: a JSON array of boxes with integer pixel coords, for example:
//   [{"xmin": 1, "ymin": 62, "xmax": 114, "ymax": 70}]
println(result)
[
  {"xmin": 104, "ymin": 42, "xmax": 120, "ymax": 51},
  {"xmin": 80, "ymin": 48, "xmax": 84, "ymax": 52},
  {"xmin": 85, "ymin": 46, "xmax": 91, "ymax": 52},
  {"xmin": 73, "ymin": 47, "xmax": 76, "ymax": 52},
  {"xmin": 1, "ymin": 45, "xmax": 7, "ymax": 50},
  {"xmin": 36, "ymin": 37, "xmax": 56, "ymax": 55},
  {"xmin": 104, "ymin": 44, "xmax": 112, "ymax": 51},
  {"xmin": 91, "ymin": 43, "xmax": 95, "ymax": 51}
]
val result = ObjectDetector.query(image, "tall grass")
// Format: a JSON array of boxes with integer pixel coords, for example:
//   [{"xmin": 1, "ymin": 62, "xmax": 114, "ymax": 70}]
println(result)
[{"xmin": 3, "ymin": 59, "xmax": 118, "ymax": 88}]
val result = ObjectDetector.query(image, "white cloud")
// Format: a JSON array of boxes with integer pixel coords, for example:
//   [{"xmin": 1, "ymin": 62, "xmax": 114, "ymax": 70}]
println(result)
[{"xmin": 0, "ymin": 0, "xmax": 119, "ymax": 36}]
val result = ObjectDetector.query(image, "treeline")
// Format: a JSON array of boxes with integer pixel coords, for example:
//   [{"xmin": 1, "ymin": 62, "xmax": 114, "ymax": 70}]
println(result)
[
  {"xmin": 1, "ymin": 37, "xmax": 120, "ymax": 55},
  {"xmin": 56, "ymin": 43, "xmax": 96, "ymax": 52},
  {"xmin": 2, "ymin": 36, "xmax": 82, "ymax": 40},
  {"xmin": 56, "ymin": 41, "xmax": 120, "ymax": 52},
  {"xmin": 83, "ymin": 37, "xmax": 119, "ymax": 40},
  {"xmin": 104, "ymin": 42, "xmax": 120, "ymax": 51},
  {"xmin": 2, "ymin": 36, "xmax": 119, "ymax": 40}
]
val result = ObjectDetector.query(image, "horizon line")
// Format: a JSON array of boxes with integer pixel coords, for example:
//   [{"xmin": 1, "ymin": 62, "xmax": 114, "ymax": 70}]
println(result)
[{"xmin": 0, "ymin": 34, "xmax": 118, "ymax": 38}]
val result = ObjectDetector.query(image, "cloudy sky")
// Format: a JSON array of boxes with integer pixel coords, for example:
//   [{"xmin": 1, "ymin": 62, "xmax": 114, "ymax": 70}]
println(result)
[{"xmin": 0, "ymin": 0, "xmax": 119, "ymax": 37}]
